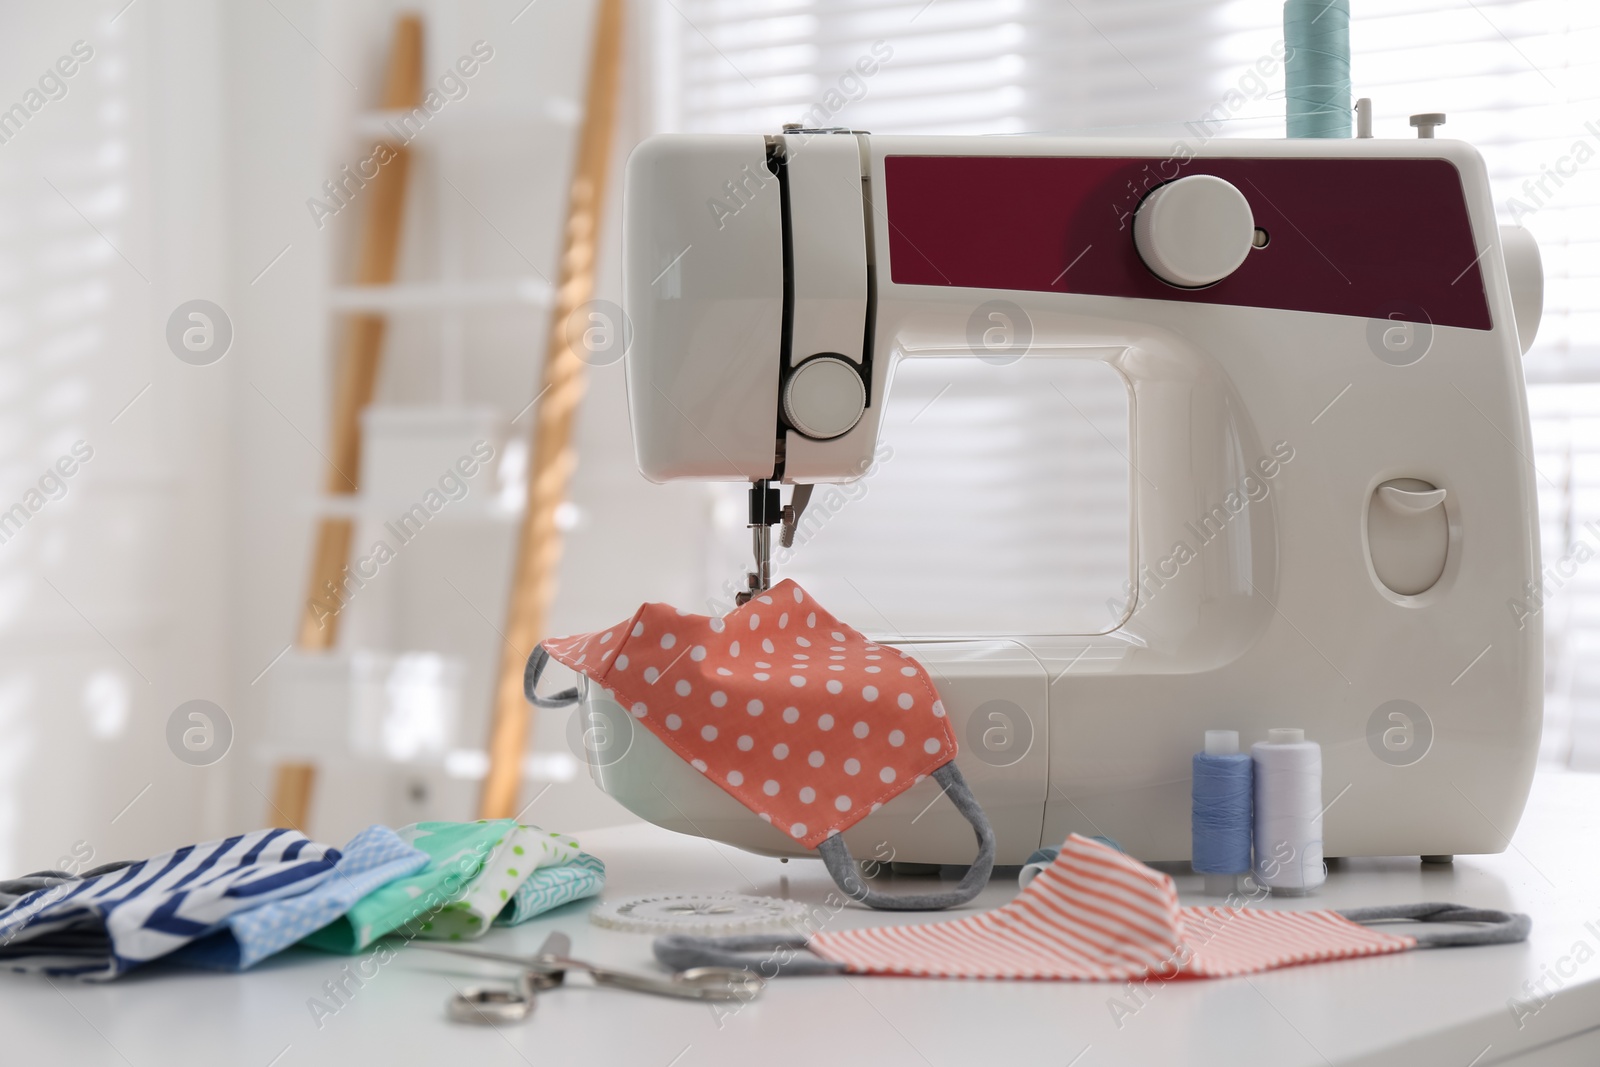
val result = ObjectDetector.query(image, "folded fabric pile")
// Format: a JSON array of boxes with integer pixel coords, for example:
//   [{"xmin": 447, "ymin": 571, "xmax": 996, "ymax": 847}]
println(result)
[{"xmin": 0, "ymin": 821, "xmax": 603, "ymax": 980}]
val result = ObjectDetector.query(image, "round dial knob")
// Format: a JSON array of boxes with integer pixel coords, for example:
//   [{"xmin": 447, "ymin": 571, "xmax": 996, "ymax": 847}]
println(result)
[
  {"xmin": 783, "ymin": 355, "xmax": 865, "ymax": 440},
  {"xmin": 1133, "ymin": 175, "xmax": 1255, "ymax": 288}
]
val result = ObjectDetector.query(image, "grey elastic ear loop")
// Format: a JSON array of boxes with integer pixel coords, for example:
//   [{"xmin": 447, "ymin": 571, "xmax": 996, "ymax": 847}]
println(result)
[
  {"xmin": 1338, "ymin": 902, "xmax": 1531, "ymax": 946},
  {"xmin": 525, "ymin": 645, "xmax": 580, "ymax": 709},
  {"xmin": 655, "ymin": 934, "xmax": 845, "ymax": 976},
  {"xmin": 816, "ymin": 762, "xmax": 996, "ymax": 911}
]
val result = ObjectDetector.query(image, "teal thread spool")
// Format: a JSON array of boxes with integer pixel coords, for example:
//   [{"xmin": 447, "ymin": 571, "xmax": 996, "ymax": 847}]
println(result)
[{"xmin": 1284, "ymin": 0, "xmax": 1351, "ymax": 138}]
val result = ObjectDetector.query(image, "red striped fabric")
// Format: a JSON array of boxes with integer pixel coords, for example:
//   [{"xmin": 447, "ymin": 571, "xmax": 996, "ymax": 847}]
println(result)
[{"xmin": 808, "ymin": 834, "xmax": 1415, "ymax": 980}]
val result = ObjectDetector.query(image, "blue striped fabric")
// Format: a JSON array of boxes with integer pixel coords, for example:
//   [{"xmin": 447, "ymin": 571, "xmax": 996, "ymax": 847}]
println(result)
[
  {"xmin": 0, "ymin": 828, "xmax": 340, "ymax": 980},
  {"xmin": 171, "ymin": 825, "xmax": 429, "ymax": 970}
]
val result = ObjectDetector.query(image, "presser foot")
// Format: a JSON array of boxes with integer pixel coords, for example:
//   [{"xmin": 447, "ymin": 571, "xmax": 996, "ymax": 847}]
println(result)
[
  {"xmin": 736, "ymin": 480, "xmax": 781, "ymax": 605},
  {"xmin": 733, "ymin": 481, "xmax": 813, "ymax": 605}
]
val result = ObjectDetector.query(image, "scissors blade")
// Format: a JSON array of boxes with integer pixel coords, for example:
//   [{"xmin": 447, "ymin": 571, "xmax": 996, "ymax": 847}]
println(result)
[{"xmin": 404, "ymin": 937, "xmax": 565, "ymax": 976}]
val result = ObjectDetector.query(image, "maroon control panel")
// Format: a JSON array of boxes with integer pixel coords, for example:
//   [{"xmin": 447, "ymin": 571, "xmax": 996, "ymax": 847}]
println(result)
[{"xmin": 883, "ymin": 155, "xmax": 1492, "ymax": 331}]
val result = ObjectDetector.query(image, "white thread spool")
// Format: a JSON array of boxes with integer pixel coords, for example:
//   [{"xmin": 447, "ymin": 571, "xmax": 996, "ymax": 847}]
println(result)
[{"xmin": 1251, "ymin": 727, "xmax": 1325, "ymax": 895}]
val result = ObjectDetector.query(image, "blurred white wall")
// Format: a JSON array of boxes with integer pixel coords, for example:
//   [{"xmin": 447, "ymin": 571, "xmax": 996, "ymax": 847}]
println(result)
[
  {"xmin": 219, "ymin": 0, "xmax": 719, "ymax": 848},
  {"xmin": 0, "ymin": 0, "xmax": 234, "ymax": 875},
  {"xmin": 0, "ymin": 0, "xmax": 717, "ymax": 872}
]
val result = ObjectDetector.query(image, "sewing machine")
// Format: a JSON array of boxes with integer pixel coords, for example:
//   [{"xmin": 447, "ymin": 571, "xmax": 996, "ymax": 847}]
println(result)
[{"xmin": 582, "ymin": 127, "xmax": 1545, "ymax": 867}]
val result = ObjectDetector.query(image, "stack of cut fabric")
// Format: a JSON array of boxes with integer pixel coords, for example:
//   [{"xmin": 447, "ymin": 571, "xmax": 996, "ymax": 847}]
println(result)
[{"xmin": 0, "ymin": 821, "xmax": 604, "ymax": 980}]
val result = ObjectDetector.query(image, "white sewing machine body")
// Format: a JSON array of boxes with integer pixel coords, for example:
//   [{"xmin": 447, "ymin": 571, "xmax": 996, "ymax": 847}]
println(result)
[{"xmin": 582, "ymin": 130, "xmax": 1544, "ymax": 866}]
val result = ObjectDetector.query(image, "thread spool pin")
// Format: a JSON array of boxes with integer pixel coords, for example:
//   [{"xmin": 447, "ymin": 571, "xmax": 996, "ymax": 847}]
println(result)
[
  {"xmin": 1410, "ymin": 113, "xmax": 1446, "ymax": 139},
  {"xmin": 1355, "ymin": 98, "xmax": 1373, "ymax": 138}
]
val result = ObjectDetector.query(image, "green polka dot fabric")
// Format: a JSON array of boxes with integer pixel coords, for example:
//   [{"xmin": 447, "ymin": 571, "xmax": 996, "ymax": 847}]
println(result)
[
  {"xmin": 501, "ymin": 844, "xmax": 605, "ymax": 926},
  {"xmin": 411, "ymin": 825, "xmax": 596, "ymax": 941}
]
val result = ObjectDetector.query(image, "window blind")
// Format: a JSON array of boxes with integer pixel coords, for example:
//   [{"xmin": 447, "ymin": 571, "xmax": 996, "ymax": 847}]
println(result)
[{"xmin": 0, "ymin": 9, "xmax": 171, "ymax": 872}]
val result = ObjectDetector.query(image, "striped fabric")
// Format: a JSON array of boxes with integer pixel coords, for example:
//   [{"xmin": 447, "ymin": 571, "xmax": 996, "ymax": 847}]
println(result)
[
  {"xmin": 0, "ymin": 828, "xmax": 340, "ymax": 980},
  {"xmin": 809, "ymin": 834, "xmax": 1414, "ymax": 980},
  {"xmin": 171, "ymin": 825, "xmax": 428, "ymax": 970}
]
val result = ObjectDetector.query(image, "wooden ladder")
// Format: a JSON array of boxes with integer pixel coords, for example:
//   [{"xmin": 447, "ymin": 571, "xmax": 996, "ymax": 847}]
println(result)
[
  {"xmin": 269, "ymin": 11, "xmax": 423, "ymax": 831},
  {"xmin": 270, "ymin": 0, "xmax": 627, "ymax": 832},
  {"xmin": 479, "ymin": 0, "xmax": 625, "ymax": 819}
]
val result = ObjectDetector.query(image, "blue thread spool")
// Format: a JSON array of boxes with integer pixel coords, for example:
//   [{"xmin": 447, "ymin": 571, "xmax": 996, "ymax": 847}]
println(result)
[
  {"xmin": 1192, "ymin": 730, "xmax": 1253, "ymax": 896},
  {"xmin": 1285, "ymin": 0, "xmax": 1352, "ymax": 138}
]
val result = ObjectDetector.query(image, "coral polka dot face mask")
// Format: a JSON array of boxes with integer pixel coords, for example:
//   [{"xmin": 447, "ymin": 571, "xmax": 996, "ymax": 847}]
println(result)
[{"xmin": 530, "ymin": 579, "xmax": 996, "ymax": 910}]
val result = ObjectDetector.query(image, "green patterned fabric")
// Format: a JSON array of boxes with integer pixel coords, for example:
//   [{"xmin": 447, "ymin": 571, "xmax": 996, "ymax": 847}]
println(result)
[
  {"xmin": 502, "ymin": 848, "xmax": 605, "ymax": 925},
  {"xmin": 302, "ymin": 820, "xmax": 515, "ymax": 953},
  {"xmin": 413, "ymin": 825, "xmax": 597, "ymax": 940}
]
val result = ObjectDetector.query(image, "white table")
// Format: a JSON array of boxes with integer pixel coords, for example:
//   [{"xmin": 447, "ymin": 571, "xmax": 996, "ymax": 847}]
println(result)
[{"xmin": 8, "ymin": 772, "xmax": 1600, "ymax": 1066}]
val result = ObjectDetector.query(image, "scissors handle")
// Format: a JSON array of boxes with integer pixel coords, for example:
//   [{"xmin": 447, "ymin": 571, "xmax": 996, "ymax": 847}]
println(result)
[{"xmin": 447, "ymin": 971, "xmax": 540, "ymax": 1024}]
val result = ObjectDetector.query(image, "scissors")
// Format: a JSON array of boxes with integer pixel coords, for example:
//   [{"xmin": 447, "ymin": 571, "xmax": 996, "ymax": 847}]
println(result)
[{"xmin": 421, "ymin": 931, "xmax": 765, "ymax": 1024}]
